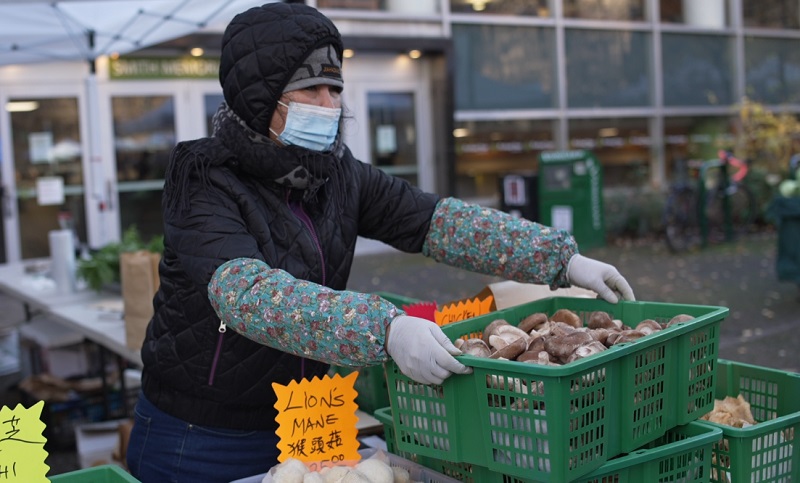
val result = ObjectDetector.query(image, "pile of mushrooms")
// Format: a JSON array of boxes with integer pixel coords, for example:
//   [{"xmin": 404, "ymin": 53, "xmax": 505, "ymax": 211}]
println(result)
[{"xmin": 454, "ymin": 309, "xmax": 695, "ymax": 366}]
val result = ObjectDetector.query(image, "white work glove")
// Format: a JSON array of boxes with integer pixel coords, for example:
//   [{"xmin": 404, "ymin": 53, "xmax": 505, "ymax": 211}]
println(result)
[
  {"xmin": 386, "ymin": 315, "xmax": 472, "ymax": 385},
  {"xmin": 566, "ymin": 254, "xmax": 635, "ymax": 303}
]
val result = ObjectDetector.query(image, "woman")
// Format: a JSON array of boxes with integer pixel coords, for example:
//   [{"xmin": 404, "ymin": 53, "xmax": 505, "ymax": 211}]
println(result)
[{"xmin": 127, "ymin": 3, "xmax": 634, "ymax": 482}]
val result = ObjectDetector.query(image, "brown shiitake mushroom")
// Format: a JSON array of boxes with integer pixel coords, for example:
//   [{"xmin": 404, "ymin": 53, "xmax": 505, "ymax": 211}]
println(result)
[
  {"xmin": 490, "ymin": 336, "xmax": 527, "ymax": 359},
  {"xmin": 520, "ymin": 350, "xmax": 561, "ymax": 366},
  {"xmin": 482, "ymin": 319, "xmax": 511, "ymax": 344},
  {"xmin": 607, "ymin": 329, "xmax": 647, "ymax": 346},
  {"xmin": 495, "ymin": 324, "xmax": 532, "ymax": 344},
  {"xmin": 566, "ymin": 341, "xmax": 607, "ymax": 363},
  {"xmin": 545, "ymin": 331, "xmax": 594, "ymax": 362},
  {"xmin": 588, "ymin": 311, "xmax": 620, "ymax": 330},
  {"xmin": 666, "ymin": 314, "xmax": 694, "ymax": 327},
  {"xmin": 589, "ymin": 328, "xmax": 611, "ymax": 345},
  {"xmin": 526, "ymin": 332, "xmax": 544, "ymax": 351},
  {"xmin": 518, "ymin": 312, "xmax": 549, "ymax": 333},
  {"xmin": 635, "ymin": 319, "xmax": 662, "ymax": 335},
  {"xmin": 455, "ymin": 338, "xmax": 492, "ymax": 358},
  {"xmin": 550, "ymin": 308, "xmax": 582, "ymax": 328}
]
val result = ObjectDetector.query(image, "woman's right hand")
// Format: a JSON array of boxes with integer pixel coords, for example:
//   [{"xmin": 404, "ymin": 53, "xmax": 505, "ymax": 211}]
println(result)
[{"xmin": 385, "ymin": 315, "xmax": 472, "ymax": 385}]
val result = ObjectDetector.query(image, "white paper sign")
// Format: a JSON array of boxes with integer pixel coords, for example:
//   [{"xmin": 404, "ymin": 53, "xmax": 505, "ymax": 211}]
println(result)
[
  {"xmin": 29, "ymin": 132, "xmax": 53, "ymax": 164},
  {"xmin": 551, "ymin": 205, "xmax": 573, "ymax": 233},
  {"xmin": 36, "ymin": 176, "xmax": 65, "ymax": 205},
  {"xmin": 503, "ymin": 175, "xmax": 527, "ymax": 206},
  {"xmin": 376, "ymin": 125, "xmax": 397, "ymax": 154}
]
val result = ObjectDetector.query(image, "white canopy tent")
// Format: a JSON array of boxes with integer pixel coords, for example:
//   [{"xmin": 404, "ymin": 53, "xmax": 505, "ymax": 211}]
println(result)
[
  {"xmin": 0, "ymin": 0, "xmax": 274, "ymax": 250},
  {"xmin": 0, "ymin": 0, "xmax": 268, "ymax": 66}
]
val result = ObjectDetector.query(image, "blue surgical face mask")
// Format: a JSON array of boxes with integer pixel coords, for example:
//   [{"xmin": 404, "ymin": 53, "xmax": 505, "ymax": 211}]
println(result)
[{"xmin": 270, "ymin": 100, "xmax": 341, "ymax": 152}]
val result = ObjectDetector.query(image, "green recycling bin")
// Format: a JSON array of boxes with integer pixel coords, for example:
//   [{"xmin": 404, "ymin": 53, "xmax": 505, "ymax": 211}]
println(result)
[
  {"xmin": 538, "ymin": 150, "xmax": 605, "ymax": 250},
  {"xmin": 766, "ymin": 196, "xmax": 800, "ymax": 285}
]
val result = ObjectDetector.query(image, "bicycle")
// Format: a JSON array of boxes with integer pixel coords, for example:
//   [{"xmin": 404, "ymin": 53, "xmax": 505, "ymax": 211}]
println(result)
[
  {"xmin": 663, "ymin": 151, "xmax": 758, "ymax": 253},
  {"xmin": 703, "ymin": 150, "xmax": 758, "ymax": 242},
  {"xmin": 663, "ymin": 158, "xmax": 704, "ymax": 253}
]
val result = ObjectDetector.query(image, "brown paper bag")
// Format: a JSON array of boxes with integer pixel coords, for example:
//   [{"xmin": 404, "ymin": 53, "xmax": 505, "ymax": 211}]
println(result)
[{"xmin": 120, "ymin": 250, "xmax": 160, "ymax": 351}]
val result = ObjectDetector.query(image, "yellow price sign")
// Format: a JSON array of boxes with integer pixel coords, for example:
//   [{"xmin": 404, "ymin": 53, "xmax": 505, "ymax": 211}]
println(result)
[
  {"xmin": 435, "ymin": 295, "xmax": 494, "ymax": 326},
  {"xmin": 0, "ymin": 401, "xmax": 49, "ymax": 482},
  {"xmin": 272, "ymin": 372, "xmax": 360, "ymax": 471}
]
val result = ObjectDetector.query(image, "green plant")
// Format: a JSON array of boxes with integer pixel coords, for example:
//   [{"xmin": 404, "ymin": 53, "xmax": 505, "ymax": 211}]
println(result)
[{"xmin": 76, "ymin": 225, "xmax": 163, "ymax": 292}]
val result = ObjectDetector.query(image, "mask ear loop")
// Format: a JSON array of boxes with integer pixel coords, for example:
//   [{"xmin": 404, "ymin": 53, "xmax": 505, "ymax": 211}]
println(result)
[{"xmin": 268, "ymin": 100, "xmax": 291, "ymax": 143}]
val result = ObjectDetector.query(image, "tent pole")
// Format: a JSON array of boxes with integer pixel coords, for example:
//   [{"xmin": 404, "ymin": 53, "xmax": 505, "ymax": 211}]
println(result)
[{"xmin": 85, "ymin": 29, "xmax": 113, "ymax": 248}]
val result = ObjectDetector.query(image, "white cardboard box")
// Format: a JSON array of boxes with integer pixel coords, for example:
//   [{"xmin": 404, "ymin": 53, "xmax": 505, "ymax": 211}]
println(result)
[
  {"xmin": 75, "ymin": 420, "xmax": 126, "ymax": 469},
  {"xmin": 19, "ymin": 317, "xmax": 90, "ymax": 379}
]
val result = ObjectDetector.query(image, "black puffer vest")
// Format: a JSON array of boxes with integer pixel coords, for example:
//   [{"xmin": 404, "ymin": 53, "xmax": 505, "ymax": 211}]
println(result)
[{"xmin": 140, "ymin": 3, "xmax": 439, "ymax": 431}]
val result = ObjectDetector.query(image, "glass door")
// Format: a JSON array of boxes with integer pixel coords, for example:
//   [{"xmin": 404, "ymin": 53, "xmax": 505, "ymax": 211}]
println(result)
[
  {"xmin": 7, "ymin": 97, "xmax": 87, "ymax": 259},
  {"xmin": 111, "ymin": 95, "xmax": 176, "ymax": 242},
  {"xmin": 367, "ymin": 91, "xmax": 420, "ymax": 187}
]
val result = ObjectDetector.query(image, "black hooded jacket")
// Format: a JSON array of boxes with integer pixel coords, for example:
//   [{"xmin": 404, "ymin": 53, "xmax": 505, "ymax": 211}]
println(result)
[{"xmin": 140, "ymin": 3, "xmax": 439, "ymax": 431}]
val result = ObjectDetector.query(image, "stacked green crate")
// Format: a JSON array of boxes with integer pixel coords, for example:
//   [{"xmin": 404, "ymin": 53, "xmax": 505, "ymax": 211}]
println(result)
[
  {"xmin": 375, "ymin": 407, "xmax": 721, "ymax": 483},
  {"xmin": 385, "ymin": 297, "xmax": 728, "ymax": 482},
  {"xmin": 49, "ymin": 465, "xmax": 140, "ymax": 482},
  {"xmin": 696, "ymin": 359, "xmax": 800, "ymax": 482}
]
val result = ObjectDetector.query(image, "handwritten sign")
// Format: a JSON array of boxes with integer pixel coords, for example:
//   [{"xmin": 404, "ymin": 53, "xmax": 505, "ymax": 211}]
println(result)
[
  {"xmin": 435, "ymin": 295, "xmax": 494, "ymax": 327},
  {"xmin": 0, "ymin": 401, "xmax": 49, "ymax": 482},
  {"xmin": 272, "ymin": 372, "xmax": 360, "ymax": 471}
]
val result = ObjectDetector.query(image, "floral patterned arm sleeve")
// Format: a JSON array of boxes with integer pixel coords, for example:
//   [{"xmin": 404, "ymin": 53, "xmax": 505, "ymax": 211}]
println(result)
[
  {"xmin": 208, "ymin": 258, "xmax": 402, "ymax": 368},
  {"xmin": 422, "ymin": 197, "xmax": 579, "ymax": 289}
]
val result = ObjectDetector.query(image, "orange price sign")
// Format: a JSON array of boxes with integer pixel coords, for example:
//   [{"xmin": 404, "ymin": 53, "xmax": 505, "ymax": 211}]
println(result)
[
  {"xmin": 272, "ymin": 372, "xmax": 360, "ymax": 471},
  {"xmin": 434, "ymin": 295, "xmax": 494, "ymax": 327}
]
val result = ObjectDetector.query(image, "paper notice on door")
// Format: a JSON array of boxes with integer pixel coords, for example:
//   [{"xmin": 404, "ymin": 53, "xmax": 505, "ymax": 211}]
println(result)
[
  {"xmin": 551, "ymin": 205, "xmax": 573, "ymax": 233},
  {"xmin": 36, "ymin": 176, "xmax": 65, "ymax": 205},
  {"xmin": 29, "ymin": 131, "xmax": 53, "ymax": 164}
]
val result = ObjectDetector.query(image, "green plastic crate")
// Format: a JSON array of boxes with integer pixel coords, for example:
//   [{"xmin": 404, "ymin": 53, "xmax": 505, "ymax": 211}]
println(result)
[
  {"xmin": 331, "ymin": 292, "xmax": 421, "ymax": 413},
  {"xmin": 49, "ymin": 465, "xmax": 140, "ymax": 482},
  {"xmin": 385, "ymin": 297, "xmax": 728, "ymax": 482},
  {"xmin": 696, "ymin": 359, "xmax": 800, "ymax": 483},
  {"xmin": 376, "ymin": 407, "xmax": 721, "ymax": 483}
]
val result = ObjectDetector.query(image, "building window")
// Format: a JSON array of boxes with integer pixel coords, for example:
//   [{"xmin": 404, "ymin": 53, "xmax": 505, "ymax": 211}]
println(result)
[
  {"xmin": 453, "ymin": 24, "xmax": 556, "ymax": 110},
  {"xmin": 563, "ymin": 0, "xmax": 645, "ymax": 21},
  {"xmin": 662, "ymin": 33, "xmax": 734, "ymax": 107},
  {"xmin": 664, "ymin": 116, "xmax": 735, "ymax": 181},
  {"xmin": 660, "ymin": 0, "xmax": 728, "ymax": 28},
  {"xmin": 317, "ymin": 0, "xmax": 440, "ymax": 14},
  {"xmin": 453, "ymin": 119, "xmax": 555, "ymax": 200},
  {"xmin": 567, "ymin": 117, "xmax": 650, "ymax": 186},
  {"xmin": 368, "ymin": 91, "xmax": 420, "ymax": 187},
  {"xmin": 745, "ymin": 36, "xmax": 800, "ymax": 104},
  {"xmin": 112, "ymin": 96, "xmax": 176, "ymax": 242},
  {"xmin": 450, "ymin": 0, "xmax": 551, "ymax": 16},
  {"xmin": 565, "ymin": 29, "xmax": 651, "ymax": 108},
  {"xmin": 743, "ymin": 0, "xmax": 800, "ymax": 29}
]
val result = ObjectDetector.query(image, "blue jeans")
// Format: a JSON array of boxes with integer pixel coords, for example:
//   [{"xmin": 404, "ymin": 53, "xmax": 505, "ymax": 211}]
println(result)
[{"xmin": 126, "ymin": 393, "xmax": 280, "ymax": 483}]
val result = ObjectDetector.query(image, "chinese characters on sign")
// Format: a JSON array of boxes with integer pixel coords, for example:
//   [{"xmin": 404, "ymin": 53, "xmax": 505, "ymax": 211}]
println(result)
[
  {"xmin": 0, "ymin": 401, "xmax": 49, "ymax": 482},
  {"xmin": 272, "ymin": 372, "xmax": 360, "ymax": 471}
]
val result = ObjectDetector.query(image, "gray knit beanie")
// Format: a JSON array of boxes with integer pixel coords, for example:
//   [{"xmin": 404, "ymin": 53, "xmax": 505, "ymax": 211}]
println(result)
[{"xmin": 283, "ymin": 44, "xmax": 343, "ymax": 93}]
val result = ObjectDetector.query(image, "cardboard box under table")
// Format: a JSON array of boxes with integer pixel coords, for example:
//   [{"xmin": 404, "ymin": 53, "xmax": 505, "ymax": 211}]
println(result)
[
  {"xmin": 696, "ymin": 359, "xmax": 800, "ymax": 483},
  {"xmin": 375, "ymin": 406, "xmax": 722, "ymax": 483},
  {"xmin": 385, "ymin": 297, "xmax": 728, "ymax": 482}
]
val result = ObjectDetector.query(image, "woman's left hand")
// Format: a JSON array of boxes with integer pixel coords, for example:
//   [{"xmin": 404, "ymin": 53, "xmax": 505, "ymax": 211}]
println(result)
[{"xmin": 566, "ymin": 254, "xmax": 635, "ymax": 303}]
